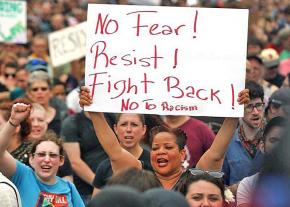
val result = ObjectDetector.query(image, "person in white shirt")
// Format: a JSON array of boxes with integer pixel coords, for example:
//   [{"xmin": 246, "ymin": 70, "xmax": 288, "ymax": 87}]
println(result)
[{"xmin": 0, "ymin": 172, "xmax": 22, "ymax": 207}]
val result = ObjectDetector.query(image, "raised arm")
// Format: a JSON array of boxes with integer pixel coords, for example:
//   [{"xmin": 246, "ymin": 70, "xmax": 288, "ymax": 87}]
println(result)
[
  {"xmin": 0, "ymin": 103, "xmax": 31, "ymax": 178},
  {"xmin": 79, "ymin": 87, "xmax": 141, "ymax": 173},
  {"xmin": 196, "ymin": 89, "xmax": 249, "ymax": 170}
]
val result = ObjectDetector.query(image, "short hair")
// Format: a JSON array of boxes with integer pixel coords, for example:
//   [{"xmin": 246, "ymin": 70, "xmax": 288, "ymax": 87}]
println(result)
[
  {"xmin": 28, "ymin": 70, "xmax": 52, "ymax": 89},
  {"xmin": 262, "ymin": 116, "xmax": 287, "ymax": 142},
  {"xmin": 107, "ymin": 168, "xmax": 161, "ymax": 192},
  {"xmin": 32, "ymin": 34, "xmax": 48, "ymax": 46},
  {"xmin": 30, "ymin": 131, "xmax": 64, "ymax": 156},
  {"xmin": 115, "ymin": 113, "xmax": 145, "ymax": 125},
  {"xmin": 245, "ymin": 80, "xmax": 264, "ymax": 101},
  {"xmin": 149, "ymin": 125, "xmax": 187, "ymax": 150}
]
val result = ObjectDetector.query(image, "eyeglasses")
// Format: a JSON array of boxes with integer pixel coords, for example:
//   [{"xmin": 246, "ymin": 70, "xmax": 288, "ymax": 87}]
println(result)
[
  {"xmin": 4, "ymin": 73, "xmax": 16, "ymax": 78},
  {"xmin": 189, "ymin": 168, "xmax": 224, "ymax": 179},
  {"xmin": 33, "ymin": 152, "xmax": 63, "ymax": 159},
  {"xmin": 244, "ymin": 102, "xmax": 264, "ymax": 112},
  {"xmin": 31, "ymin": 87, "xmax": 49, "ymax": 92}
]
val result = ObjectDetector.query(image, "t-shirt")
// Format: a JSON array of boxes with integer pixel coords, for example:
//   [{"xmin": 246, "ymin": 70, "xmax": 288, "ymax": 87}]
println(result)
[
  {"xmin": 61, "ymin": 112, "xmax": 114, "ymax": 196},
  {"xmin": 0, "ymin": 172, "xmax": 22, "ymax": 207},
  {"xmin": 93, "ymin": 149, "xmax": 152, "ymax": 188},
  {"xmin": 11, "ymin": 161, "xmax": 84, "ymax": 207},
  {"xmin": 179, "ymin": 118, "xmax": 215, "ymax": 167},
  {"xmin": 237, "ymin": 173, "xmax": 259, "ymax": 206}
]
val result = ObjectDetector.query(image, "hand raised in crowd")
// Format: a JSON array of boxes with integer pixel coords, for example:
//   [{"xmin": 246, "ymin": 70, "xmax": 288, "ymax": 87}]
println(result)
[
  {"xmin": 79, "ymin": 86, "xmax": 93, "ymax": 108},
  {"xmin": 9, "ymin": 102, "xmax": 31, "ymax": 127},
  {"xmin": 237, "ymin": 89, "xmax": 249, "ymax": 105}
]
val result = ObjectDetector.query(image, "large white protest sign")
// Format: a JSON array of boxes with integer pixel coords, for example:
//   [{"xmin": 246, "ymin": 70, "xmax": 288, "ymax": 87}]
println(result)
[
  {"xmin": 85, "ymin": 4, "xmax": 248, "ymax": 117},
  {"xmin": 49, "ymin": 22, "xmax": 87, "ymax": 67},
  {"xmin": 0, "ymin": 0, "xmax": 27, "ymax": 43}
]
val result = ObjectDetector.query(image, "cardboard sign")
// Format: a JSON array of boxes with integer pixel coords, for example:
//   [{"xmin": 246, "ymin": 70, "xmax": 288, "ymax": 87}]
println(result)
[
  {"xmin": 85, "ymin": 4, "xmax": 248, "ymax": 117},
  {"xmin": 0, "ymin": 0, "xmax": 27, "ymax": 43},
  {"xmin": 49, "ymin": 22, "xmax": 87, "ymax": 67}
]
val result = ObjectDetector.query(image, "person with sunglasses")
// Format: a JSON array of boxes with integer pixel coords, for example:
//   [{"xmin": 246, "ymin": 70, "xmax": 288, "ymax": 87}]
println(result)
[
  {"xmin": 180, "ymin": 169, "xmax": 229, "ymax": 207},
  {"xmin": 79, "ymin": 87, "xmax": 249, "ymax": 192},
  {"xmin": 0, "ymin": 102, "xmax": 85, "ymax": 207},
  {"xmin": 26, "ymin": 71, "xmax": 63, "ymax": 135},
  {"xmin": 0, "ymin": 63, "xmax": 18, "ymax": 101}
]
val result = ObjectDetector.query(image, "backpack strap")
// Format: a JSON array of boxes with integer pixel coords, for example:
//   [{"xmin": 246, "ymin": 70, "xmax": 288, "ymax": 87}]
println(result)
[{"xmin": 0, "ymin": 181, "xmax": 20, "ymax": 207}]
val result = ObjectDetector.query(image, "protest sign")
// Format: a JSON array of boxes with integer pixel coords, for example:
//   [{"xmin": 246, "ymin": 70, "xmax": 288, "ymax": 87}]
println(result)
[
  {"xmin": 0, "ymin": 0, "xmax": 27, "ymax": 43},
  {"xmin": 49, "ymin": 22, "xmax": 87, "ymax": 67},
  {"xmin": 85, "ymin": 4, "xmax": 248, "ymax": 117}
]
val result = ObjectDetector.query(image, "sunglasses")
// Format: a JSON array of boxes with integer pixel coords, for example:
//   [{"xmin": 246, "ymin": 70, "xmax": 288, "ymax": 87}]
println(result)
[
  {"xmin": 31, "ymin": 87, "xmax": 49, "ymax": 92},
  {"xmin": 4, "ymin": 73, "xmax": 16, "ymax": 78},
  {"xmin": 33, "ymin": 152, "xmax": 63, "ymax": 159},
  {"xmin": 189, "ymin": 168, "xmax": 224, "ymax": 179}
]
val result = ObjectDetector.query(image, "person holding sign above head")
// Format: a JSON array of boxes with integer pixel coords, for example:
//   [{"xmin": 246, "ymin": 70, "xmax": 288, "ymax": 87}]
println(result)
[
  {"xmin": 0, "ymin": 102, "xmax": 85, "ymax": 207},
  {"xmin": 79, "ymin": 86, "xmax": 249, "ymax": 192},
  {"xmin": 91, "ymin": 112, "xmax": 153, "ymax": 196}
]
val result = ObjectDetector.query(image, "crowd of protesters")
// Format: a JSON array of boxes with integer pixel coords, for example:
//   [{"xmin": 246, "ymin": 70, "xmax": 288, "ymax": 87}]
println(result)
[{"xmin": 0, "ymin": 0, "xmax": 290, "ymax": 207}]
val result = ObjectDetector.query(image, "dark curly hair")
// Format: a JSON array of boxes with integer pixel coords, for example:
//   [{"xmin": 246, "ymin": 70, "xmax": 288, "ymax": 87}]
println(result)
[{"xmin": 149, "ymin": 125, "xmax": 187, "ymax": 150}]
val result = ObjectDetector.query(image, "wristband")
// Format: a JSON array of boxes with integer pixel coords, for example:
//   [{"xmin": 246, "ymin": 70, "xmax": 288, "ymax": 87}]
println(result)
[{"xmin": 8, "ymin": 120, "xmax": 18, "ymax": 128}]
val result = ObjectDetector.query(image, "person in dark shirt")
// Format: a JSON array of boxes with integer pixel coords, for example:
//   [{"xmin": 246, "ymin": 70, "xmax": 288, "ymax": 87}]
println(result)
[{"xmin": 92, "ymin": 113, "xmax": 153, "ymax": 196}]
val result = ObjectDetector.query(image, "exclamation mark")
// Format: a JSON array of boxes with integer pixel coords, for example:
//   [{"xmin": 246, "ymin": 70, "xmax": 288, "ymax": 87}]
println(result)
[
  {"xmin": 193, "ymin": 10, "xmax": 198, "ymax": 39},
  {"xmin": 173, "ymin": 48, "xmax": 178, "ymax": 69},
  {"xmin": 231, "ymin": 84, "xmax": 235, "ymax": 110}
]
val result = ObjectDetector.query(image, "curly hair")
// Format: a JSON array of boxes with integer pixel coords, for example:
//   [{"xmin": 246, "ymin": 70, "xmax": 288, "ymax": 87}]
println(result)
[
  {"xmin": 30, "ymin": 130, "xmax": 64, "ymax": 156},
  {"xmin": 149, "ymin": 125, "xmax": 187, "ymax": 150}
]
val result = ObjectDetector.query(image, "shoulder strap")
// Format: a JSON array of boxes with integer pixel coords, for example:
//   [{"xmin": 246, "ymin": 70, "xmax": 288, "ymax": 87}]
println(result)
[{"xmin": 0, "ymin": 181, "xmax": 20, "ymax": 207}]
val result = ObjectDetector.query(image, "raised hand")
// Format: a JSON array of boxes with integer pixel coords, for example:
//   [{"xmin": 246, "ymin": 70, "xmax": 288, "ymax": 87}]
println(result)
[
  {"xmin": 237, "ymin": 89, "xmax": 249, "ymax": 105},
  {"xmin": 9, "ymin": 103, "xmax": 31, "ymax": 127},
  {"xmin": 79, "ymin": 86, "xmax": 93, "ymax": 108}
]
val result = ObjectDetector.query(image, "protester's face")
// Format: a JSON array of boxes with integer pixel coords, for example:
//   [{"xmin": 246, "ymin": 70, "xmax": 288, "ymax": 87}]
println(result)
[
  {"xmin": 28, "ymin": 81, "xmax": 51, "ymax": 106},
  {"xmin": 186, "ymin": 180, "xmax": 223, "ymax": 207},
  {"xmin": 28, "ymin": 109, "xmax": 48, "ymax": 140},
  {"xmin": 30, "ymin": 141, "xmax": 64, "ymax": 184},
  {"xmin": 52, "ymin": 84, "xmax": 66, "ymax": 102},
  {"xmin": 249, "ymin": 59, "xmax": 264, "ymax": 83},
  {"xmin": 243, "ymin": 98, "xmax": 264, "ymax": 129},
  {"xmin": 114, "ymin": 114, "xmax": 146, "ymax": 149},
  {"xmin": 4, "ymin": 66, "xmax": 17, "ymax": 87},
  {"xmin": 16, "ymin": 70, "xmax": 29, "ymax": 89},
  {"xmin": 32, "ymin": 38, "xmax": 47, "ymax": 57},
  {"xmin": 262, "ymin": 126, "xmax": 284, "ymax": 154},
  {"xmin": 151, "ymin": 132, "xmax": 185, "ymax": 177}
]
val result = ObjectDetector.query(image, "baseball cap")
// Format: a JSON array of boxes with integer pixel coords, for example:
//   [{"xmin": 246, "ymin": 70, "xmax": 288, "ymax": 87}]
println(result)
[
  {"xmin": 269, "ymin": 88, "xmax": 290, "ymax": 107},
  {"xmin": 260, "ymin": 48, "xmax": 280, "ymax": 69},
  {"xmin": 25, "ymin": 59, "xmax": 48, "ymax": 73}
]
